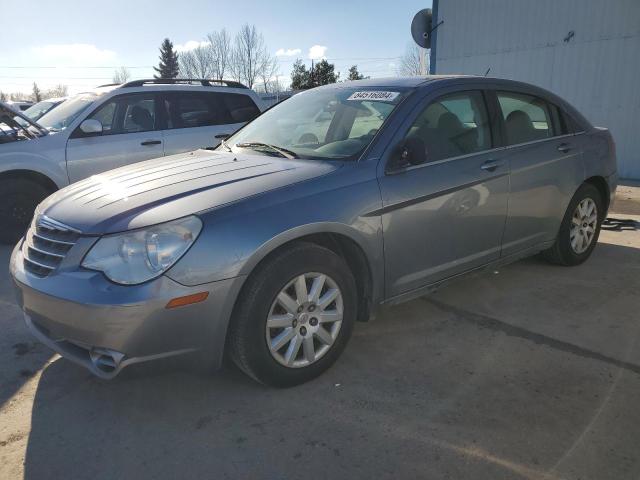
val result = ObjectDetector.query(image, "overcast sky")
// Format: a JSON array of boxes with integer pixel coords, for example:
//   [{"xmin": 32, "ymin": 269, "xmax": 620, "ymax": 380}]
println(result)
[{"xmin": 1, "ymin": 0, "xmax": 431, "ymax": 95}]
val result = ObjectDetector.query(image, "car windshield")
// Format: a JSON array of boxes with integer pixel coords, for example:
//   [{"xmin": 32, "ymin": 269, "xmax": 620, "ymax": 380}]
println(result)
[
  {"xmin": 221, "ymin": 87, "xmax": 410, "ymax": 160},
  {"xmin": 38, "ymin": 93, "xmax": 97, "ymax": 132},
  {"xmin": 23, "ymin": 100, "xmax": 56, "ymax": 120}
]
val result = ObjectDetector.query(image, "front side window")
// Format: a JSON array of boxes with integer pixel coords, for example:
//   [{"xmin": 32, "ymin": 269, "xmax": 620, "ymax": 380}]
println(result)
[
  {"xmin": 81, "ymin": 94, "xmax": 156, "ymax": 136},
  {"xmin": 497, "ymin": 92, "xmax": 552, "ymax": 145},
  {"xmin": 405, "ymin": 91, "xmax": 491, "ymax": 162},
  {"xmin": 221, "ymin": 87, "xmax": 409, "ymax": 160}
]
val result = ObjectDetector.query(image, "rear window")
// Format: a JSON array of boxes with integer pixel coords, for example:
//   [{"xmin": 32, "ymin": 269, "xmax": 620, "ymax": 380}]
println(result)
[{"xmin": 165, "ymin": 92, "xmax": 260, "ymax": 129}]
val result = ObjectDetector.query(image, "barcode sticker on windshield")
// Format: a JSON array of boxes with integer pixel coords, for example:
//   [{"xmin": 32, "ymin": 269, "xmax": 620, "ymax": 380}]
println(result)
[{"xmin": 347, "ymin": 91, "xmax": 400, "ymax": 102}]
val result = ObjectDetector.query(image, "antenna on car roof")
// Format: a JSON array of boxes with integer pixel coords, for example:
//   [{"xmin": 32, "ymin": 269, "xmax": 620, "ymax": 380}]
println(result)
[{"xmin": 484, "ymin": 68, "xmax": 491, "ymax": 77}]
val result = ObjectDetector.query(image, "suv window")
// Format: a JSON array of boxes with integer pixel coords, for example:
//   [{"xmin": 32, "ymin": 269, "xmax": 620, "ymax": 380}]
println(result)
[
  {"xmin": 81, "ymin": 94, "xmax": 156, "ymax": 136},
  {"xmin": 406, "ymin": 91, "xmax": 491, "ymax": 162},
  {"xmin": 165, "ymin": 92, "xmax": 260, "ymax": 129},
  {"xmin": 220, "ymin": 92, "xmax": 260, "ymax": 123},
  {"xmin": 497, "ymin": 92, "xmax": 552, "ymax": 145}
]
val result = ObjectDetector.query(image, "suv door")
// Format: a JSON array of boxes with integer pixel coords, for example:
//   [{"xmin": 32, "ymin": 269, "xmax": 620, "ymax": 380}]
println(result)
[
  {"xmin": 377, "ymin": 88, "xmax": 510, "ymax": 298},
  {"xmin": 490, "ymin": 90, "xmax": 583, "ymax": 256},
  {"xmin": 66, "ymin": 93, "xmax": 163, "ymax": 183},
  {"xmin": 161, "ymin": 91, "xmax": 260, "ymax": 155}
]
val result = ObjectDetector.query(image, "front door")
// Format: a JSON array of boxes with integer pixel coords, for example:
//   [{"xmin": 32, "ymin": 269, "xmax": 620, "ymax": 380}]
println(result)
[
  {"xmin": 378, "ymin": 89, "xmax": 510, "ymax": 298},
  {"xmin": 66, "ymin": 93, "xmax": 164, "ymax": 183}
]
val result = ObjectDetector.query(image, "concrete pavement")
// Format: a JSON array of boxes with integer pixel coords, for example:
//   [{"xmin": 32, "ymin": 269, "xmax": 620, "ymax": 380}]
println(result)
[{"xmin": 0, "ymin": 194, "xmax": 639, "ymax": 479}]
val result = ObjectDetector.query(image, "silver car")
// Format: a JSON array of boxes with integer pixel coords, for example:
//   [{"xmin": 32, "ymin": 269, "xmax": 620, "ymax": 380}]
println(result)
[
  {"xmin": 0, "ymin": 79, "xmax": 264, "ymax": 244},
  {"xmin": 10, "ymin": 76, "xmax": 617, "ymax": 387}
]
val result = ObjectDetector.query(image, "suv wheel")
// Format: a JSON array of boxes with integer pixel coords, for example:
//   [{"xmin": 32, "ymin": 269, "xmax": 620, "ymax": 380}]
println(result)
[
  {"xmin": 543, "ymin": 183, "xmax": 604, "ymax": 266},
  {"xmin": 0, "ymin": 178, "xmax": 50, "ymax": 245},
  {"xmin": 227, "ymin": 242, "xmax": 357, "ymax": 387}
]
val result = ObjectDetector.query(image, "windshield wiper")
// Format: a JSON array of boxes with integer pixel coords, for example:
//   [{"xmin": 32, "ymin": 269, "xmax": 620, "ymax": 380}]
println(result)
[
  {"xmin": 236, "ymin": 142, "xmax": 298, "ymax": 159},
  {"xmin": 220, "ymin": 138, "xmax": 232, "ymax": 152}
]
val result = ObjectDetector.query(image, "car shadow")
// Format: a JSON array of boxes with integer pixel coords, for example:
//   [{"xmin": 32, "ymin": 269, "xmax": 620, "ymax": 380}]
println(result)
[
  {"xmin": 0, "ymin": 245, "xmax": 54, "ymax": 410},
  {"xmin": 18, "ymin": 241, "xmax": 640, "ymax": 479}
]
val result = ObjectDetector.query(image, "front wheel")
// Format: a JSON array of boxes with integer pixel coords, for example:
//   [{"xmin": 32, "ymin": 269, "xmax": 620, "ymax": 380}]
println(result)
[
  {"xmin": 543, "ymin": 183, "xmax": 604, "ymax": 266},
  {"xmin": 227, "ymin": 242, "xmax": 357, "ymax": 387},
  {"xmin": 0, "ymin": 179, "xmax": 51, "ymax": 245}
]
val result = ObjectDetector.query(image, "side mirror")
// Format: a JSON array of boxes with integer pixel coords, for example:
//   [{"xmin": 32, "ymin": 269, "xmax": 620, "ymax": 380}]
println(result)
[
  {"xmin": 397, "ymin": 137, "xmax": 428, "ymax": 166},
  {"xmin": 79, "ymin": 119, "xmax": 103, "ymax": 135}
]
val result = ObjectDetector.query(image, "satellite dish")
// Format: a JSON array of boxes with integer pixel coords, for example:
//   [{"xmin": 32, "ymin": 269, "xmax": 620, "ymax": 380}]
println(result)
[{"xmin": 411, "ymin": 8, "xmax": 433, "ymax": 49}]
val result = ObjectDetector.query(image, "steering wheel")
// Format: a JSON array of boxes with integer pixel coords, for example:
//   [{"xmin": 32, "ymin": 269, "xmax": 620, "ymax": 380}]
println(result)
[{"xmin": 297, "ymin": 133, "xmax": 319, "ymax": 145}]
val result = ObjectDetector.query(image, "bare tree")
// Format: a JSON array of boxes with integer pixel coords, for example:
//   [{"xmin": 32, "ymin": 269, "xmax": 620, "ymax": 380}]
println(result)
[
  {"xmin": 398, "ymin": 43, "xmax": 427, "ymax": 76},
  {"xmin": 112, "ymin": 66, "xmax": 131, "ymax": 84},
  {"xmin": 259, "ymin": 56, "xmax": 280, "ymax": 93},
  {"xmin": 208, "ymin": 29, "xmax": 231, "ymax": 80},
  {"xmin": 232, "ymin": 24, "xmax": 271, "ymax": 89},
  {"xmin": 179, "ymin": 45, "xmax": 214, "ymax": 78},
  {"xmin": 43, "ymin": 84, "xmax": 69, "ymax": 99}
]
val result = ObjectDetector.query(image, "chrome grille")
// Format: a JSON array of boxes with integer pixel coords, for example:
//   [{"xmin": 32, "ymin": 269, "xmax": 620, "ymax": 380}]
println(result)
[{"xmin": 22, "ymin": 215, "xmax": 80, "ymax": 277}]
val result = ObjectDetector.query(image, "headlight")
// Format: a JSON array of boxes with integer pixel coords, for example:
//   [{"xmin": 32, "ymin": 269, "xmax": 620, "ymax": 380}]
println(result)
[{"xmin": 82, "ymin": 216, "xmax": 202, "ymax": 285}]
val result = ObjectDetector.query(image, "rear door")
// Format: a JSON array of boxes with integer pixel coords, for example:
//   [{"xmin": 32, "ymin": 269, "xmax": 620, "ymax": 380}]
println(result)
[
  {"xmin": 489, "ymin": 90, "xmax": 583, "ymax": 256},
  {"xmin": 378, "ymin": 87, "xmax": 510, "ymax": 297},
  {"xmin": 66, "ymin": 93, "xmax": 164, "ymax": 182},
  {"xmin": 160, "ymin": 91, "xmax": 261, "ymax": 155}
]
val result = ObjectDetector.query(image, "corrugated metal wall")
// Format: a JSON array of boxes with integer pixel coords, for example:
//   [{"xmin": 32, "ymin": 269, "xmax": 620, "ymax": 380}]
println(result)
[{"xmin": 433, "ymin": 0, "xmax": 640, "ymax": 179}]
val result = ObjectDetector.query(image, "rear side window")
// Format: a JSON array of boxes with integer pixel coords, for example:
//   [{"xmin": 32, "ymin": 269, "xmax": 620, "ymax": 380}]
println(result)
[
  {"xmin": 165, "ymin": 92, "xmax": 260, "ymax": 129},
  {"xmin": 167, "ymin": 93, "xmax": 227, "ymax": 129},
  {"xmin": 220, "ymin": 93, "xmax": 260, "ymax": 123},
  {"xmin": 497, "ymin": 92, "xmax": 552, "ymax": 145},
  {"xmin": 406, "ymin": 90, "xmax": 492, "ymax": 162}
]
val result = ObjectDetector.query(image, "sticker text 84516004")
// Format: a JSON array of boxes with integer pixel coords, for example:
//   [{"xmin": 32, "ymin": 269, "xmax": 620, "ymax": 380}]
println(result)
[{"xmin": 347, "ymin": 91, "xmax": 400, "ymax": 102}]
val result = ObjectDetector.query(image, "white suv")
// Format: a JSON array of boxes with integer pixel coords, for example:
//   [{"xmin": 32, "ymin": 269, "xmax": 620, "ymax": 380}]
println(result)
[{"xmin": 0, "ymin": 79, "xmax": 265, "ymax": 243}]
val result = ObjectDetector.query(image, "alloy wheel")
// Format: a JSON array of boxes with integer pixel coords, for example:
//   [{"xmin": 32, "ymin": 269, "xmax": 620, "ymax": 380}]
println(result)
[
  {"xmin": 265, "ymin": 272, "xmax": 343, "ymax": 368},
  {"xmin": 570, "ymin": 197, "xmax": 598, "ymax": 254}
]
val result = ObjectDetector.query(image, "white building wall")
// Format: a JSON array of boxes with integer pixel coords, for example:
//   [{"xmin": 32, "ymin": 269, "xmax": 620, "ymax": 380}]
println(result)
[{"xmin": 433, "ymin": 0, "xmax": 640, "ymax": 179}]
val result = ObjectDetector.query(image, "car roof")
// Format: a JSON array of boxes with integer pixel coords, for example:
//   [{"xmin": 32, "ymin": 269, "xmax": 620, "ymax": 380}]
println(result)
[{"xmin": 318, "ymin": 75, "xmax": 473, "ymax": 89}]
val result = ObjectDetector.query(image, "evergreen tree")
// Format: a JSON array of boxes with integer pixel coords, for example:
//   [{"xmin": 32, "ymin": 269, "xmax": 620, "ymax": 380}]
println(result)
[
  {"xmin": 291, "ymin": 59, "xmax": 339, "ymax": 90},
  {"xmin": 312, "ymin": 60, "xmax": 339, "ymax": 86},
  {"xmin": 32, "ymin": 82, "xmax": 42, "ymax": 102},
  {"xmin": 347, "ymin": 65, "xmax": 365, "ymax": 81},
  {"xmin": 290, "ymin": 59, "xmax": 310, "ymax": 90},
  {"xmin": 154, "ymin": 38, "xmax": 180, "ymax": 79}
]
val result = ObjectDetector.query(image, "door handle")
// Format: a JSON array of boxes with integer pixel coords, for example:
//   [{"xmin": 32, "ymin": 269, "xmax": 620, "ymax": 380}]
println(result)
[
  {"xmin": 557, "ymin": 143, "xmax": 571, "ymax": 153},
  {"xmin": 480, "ymin": 160, "xmax": 503, "ymax": 172},
  {"xmin": 141, "ymin": 140, "xmax": 162, "ymax": 146},
  {"xmin": 214, "ymin": 133, "xmax": 231, "ymax": 139}
]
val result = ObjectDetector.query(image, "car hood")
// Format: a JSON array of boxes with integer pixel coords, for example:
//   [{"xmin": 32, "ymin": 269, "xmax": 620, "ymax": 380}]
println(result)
[
  {"xmin": 39, "ymin": 149, "xmax": 341, "ymax": 234},
  {"xmin": 0, "ymin": 103, "xmax": 48, "ymax": 140}
]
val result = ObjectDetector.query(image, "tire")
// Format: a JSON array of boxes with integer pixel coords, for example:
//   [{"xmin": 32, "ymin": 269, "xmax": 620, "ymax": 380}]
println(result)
[
  {"xmin": 543, "ymin": 183, "xmax": 604, "ymax": 266},
  {"xmin": 0, "ymin": 178, "xmax": 51, "ymax": 245},
  {"xmin": 227, "ymin": 242, "xmax": 357, "ymax": 387}
]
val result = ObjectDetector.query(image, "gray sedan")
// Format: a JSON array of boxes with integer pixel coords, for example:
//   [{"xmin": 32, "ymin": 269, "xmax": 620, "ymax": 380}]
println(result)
[{"xmin": 10, "ymin": 76, "xmax": 617, "ymax": 386}]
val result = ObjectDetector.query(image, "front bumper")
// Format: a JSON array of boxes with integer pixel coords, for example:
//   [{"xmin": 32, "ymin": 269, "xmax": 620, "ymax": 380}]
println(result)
[{"xmin": 10, "ymin": 242, "xmax": 244, "ymax": 379}]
